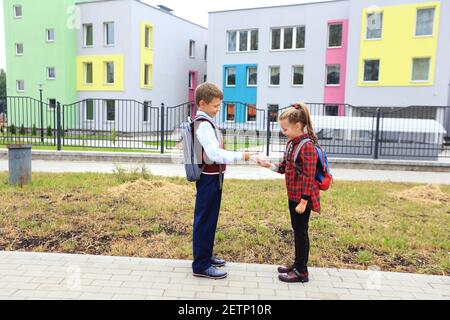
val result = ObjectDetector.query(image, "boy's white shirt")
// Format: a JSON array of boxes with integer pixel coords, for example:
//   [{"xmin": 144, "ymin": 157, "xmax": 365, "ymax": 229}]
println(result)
[{"xmin": 195, "ymin": 110, "xmax": 244, "ymax": 164}]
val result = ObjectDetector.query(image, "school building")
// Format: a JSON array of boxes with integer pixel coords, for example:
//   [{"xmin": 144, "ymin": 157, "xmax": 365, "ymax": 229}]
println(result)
[
  {"xmin": 3, "ymin": 0, "xmax": 207, "ymax": 131},
  {"xmin": 207, "ymin": 0, "xmax": 450, "ymax": 138}
]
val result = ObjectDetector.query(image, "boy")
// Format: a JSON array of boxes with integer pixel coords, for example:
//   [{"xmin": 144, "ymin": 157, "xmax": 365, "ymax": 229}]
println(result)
[{"xmin": 192, "ymin": 82, "xmax": 254, "ymax": 279}]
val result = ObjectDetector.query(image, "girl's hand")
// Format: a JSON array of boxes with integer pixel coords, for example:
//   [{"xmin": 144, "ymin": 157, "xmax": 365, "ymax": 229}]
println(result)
[{"xmin": 295, "ymin": 200, "xmax": 308, "ymax": 214}]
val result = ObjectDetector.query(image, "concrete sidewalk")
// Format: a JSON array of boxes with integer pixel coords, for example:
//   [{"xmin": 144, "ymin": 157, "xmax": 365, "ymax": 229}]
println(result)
[
  {"xmin": 1, "ymin": 160, "xmax": 449, "ymax": 184},
  {"xmin": 0, "ymin": 251, "xmax": 448, "ymax": 300}
]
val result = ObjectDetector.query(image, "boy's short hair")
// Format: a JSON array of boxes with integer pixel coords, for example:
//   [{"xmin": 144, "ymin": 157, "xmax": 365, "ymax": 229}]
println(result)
[{"xmin": 195, "ymin": 82, "xmax": 224, "ymax": 106}]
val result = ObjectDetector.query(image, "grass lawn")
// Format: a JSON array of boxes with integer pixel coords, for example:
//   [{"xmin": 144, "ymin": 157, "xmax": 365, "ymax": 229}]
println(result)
[
  {"xmin": 0, "ymin": 170, "xmax": 448, "ymax": 275},
  {"xmin": 0, "ymin": 145, "xmax": 161, "ymax": 153}
]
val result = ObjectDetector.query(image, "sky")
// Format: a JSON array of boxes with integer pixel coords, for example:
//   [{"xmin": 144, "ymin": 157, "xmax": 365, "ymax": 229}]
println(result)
[{"xmin": 0, "ymin": 0, "xmax": 332, "ymax": 70}]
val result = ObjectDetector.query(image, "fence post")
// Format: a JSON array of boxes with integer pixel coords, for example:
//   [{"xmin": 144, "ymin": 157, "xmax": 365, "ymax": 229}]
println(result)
[
  {"xmin": 373, "ymin": 108, "xmax": 381, "ymax": 160},
  {"xmin": 266, "ymin": 106, "xmax": 272, "ymax": 157},
  {"xmin": 56, "ymin": 101, "xmax": 62, "ymax": 151},
  {"xmin": 39, "ymin": 89, "xmax": 44, "ymax": 143},
  {"xmin": 160, "ymin": 103, "xmax": 165, "ymax": 154}
]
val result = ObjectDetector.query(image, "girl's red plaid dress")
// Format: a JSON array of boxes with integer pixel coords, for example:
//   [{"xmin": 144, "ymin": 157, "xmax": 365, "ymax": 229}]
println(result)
[{"xmin": 274, "ymin": 133, "xmax": 321, "ymax": 213}]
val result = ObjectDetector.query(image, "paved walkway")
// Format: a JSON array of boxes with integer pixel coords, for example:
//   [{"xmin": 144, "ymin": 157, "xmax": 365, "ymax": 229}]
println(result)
[
  {"xmin": 0, "ymin": 251, "xmax": 448, "ymax": 300},
  {"xmin": 1, "ymin": 160, "xmax": 450, "ymax": 184}
]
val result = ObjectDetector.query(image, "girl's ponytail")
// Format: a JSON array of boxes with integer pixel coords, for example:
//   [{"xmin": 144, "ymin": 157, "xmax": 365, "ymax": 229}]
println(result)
[{"xmin": 282, "ymin": 102, "xmax": 318, "ymax": 144}]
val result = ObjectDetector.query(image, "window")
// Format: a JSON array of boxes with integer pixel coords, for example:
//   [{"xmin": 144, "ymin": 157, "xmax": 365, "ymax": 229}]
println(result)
[
  {"xmin": 325, "ymin": 105, "xmax": 339, "ymax": 116},
  {"xmin": 292, "ymin": 65, "xmax": 304, "ymax": 86},
  {"xmin": 204, "ymin": 45, "xmax": 208, "ymax": 61},
  {"xmin": 271, "ymin": 26, "xmax": 305, "ymax": 50},
  {"xmin": 269, "ymin": 66, "xmax": 280, "ymax": 86},
  {"xmin": 86, "ymin": 99, "xmax": 94, "ymax": 121},
  {"xmin": 247, "ymin": 67, "xmax": 257, "ymax": 86},
  {"xmin": 227, "ymin": 29, "xmax": 258, "ymax": 52},
  {"xmin": 46, "ymin": 29, "xmax": 55, "ymax": 42},
  {"xmin": 225, "ymin": 67, "xmax": 236, "ymax": 86},
  {"xmin": 412, "ymin": 58, "xmax": 430, "ymax": 81},
  {"xmin": 250, "ymin": 30, "xmax": 258, "ymax": 51},
  {"xmin": 105, "ymin": 62, "xmax": 114, "ymax": 84},
  {"xmin": 85, "ymin": 62, "xmax": 93, "ymax": 84},
  {"xmin": 15, "ymin": 43, "xmax": 23, "ymax": 55},
  {"xmin": 416, "ymin": 8, "xmax": 435, "ymax": 36},
  {"xmin": 13, "ymin": 5, "xmax": 22, "ymax": 18},
  {"xmin": 328, "ymin": 24, "xmax": 343, "ymax": 47},
  {"xmin": 189, "ymin": 40, "xmax": 195, "ymax": 58},
  {"xmin": 47, "ymin": 67, "xmax": 56, "ymax": 80},
  {"xmin": 268, "ymin": 104, "xmax": 279, "ymax": 122},
  {"xmin": 366, "ymin": 12, "xmax": 383, "ymax": 39},
  {"xmin": 247, "ymin": 104, "xmax": 257, "ymax": 122},
  {"xmin": 145, "ymin": 26, "xmax": 152, "ymax": 48},
  {"xmin": 144, "ymin": 64, "xmax": 151, "ymax": 86},
  {"xmin": 326, "ymin": 65, "xmax": 340, "ymax": 85},
  {"xmin": 203, "ymin": 74, "xmax": 207, "ymax": 83},
  {"xmin": 106, "ymin": 100, "xmax": 115, "ymax": 121},
  {"xmin": 48, "ymin": 99, "xmax": 56, "ymax": 110},
  {"xmin": 189, "ymin": 72, "xmax": 194, "ymax": 89},
  {"xmin": 16, "ymin": 80, "xmax": 24, "ymax": 92},
  {"xmin": 226, "ymin": 103, "xmax": 235, "ymax": 121},
  {"xmin": 104, "ymin": 22, "xmax": 114, "ymax": 46},
  {"xmin": 84, "ymin": 24, "xmax": 93, "ymax": 47},
  {"xmin": 143, "ymin": 101, "xmax": 151, "ymax": 123},
  {"xmin": 363, "ymin": 60, "xmax": 380, "ymax": 82}
]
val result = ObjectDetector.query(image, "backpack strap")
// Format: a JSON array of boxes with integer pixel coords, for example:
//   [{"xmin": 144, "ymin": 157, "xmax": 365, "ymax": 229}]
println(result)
[
  {"xmin": 191, "ymin": 116, "xmax": 224, "ymax": 190},
  {"xmin": 292, "ymin": 138, "xmax": 313, "ymax": 177}
]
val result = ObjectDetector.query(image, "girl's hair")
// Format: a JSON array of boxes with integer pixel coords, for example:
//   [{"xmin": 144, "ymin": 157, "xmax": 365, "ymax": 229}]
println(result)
[{"xmin": 279, "ymin": 102, "xmax": 318, "ymax": 143}]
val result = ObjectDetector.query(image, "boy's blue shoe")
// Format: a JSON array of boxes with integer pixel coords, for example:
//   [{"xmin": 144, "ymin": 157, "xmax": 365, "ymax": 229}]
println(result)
[
  {"xmin": 193, "ymin": 266, "xmax": 228, "ymax": 280},
  {"xmin": 211, "ymin": 256, "xmax": 226, "ymax": 268}
]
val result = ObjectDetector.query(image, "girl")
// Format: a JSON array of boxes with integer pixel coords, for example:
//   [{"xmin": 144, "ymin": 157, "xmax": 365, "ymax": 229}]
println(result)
[{"xmin": 257, "ymin": 102, "xmax": 320, "ymax": 283}]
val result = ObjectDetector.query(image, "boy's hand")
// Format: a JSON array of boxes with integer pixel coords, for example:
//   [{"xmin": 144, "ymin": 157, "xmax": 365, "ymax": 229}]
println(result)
[
  {"xmin": 243, "ymin": 152, "xmax": 258, "ymax": 161},
  {"xmin": 295, "ymin": 200, "xmax": 308, "ymax": 214}
]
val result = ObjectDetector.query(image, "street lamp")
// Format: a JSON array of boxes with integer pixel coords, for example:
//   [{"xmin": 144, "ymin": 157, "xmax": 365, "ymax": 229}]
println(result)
[{"xmin": 38, "ymin": 84, "xmax": 44, "ymax": 143}]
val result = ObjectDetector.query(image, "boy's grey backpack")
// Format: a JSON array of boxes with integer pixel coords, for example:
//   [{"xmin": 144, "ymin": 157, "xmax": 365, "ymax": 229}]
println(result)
[{"xmin": 180, "ymin": 115, "xmax": 222, "ymax": 185}]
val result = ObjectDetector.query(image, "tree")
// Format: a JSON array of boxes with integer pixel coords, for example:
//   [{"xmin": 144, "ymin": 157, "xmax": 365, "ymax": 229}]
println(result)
[{"xmin": 0, "ymin": 69, "xmax": 6, "ymax": 98}]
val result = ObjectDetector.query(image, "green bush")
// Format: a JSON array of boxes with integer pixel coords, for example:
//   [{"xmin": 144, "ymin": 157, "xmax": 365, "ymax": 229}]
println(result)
[
  {"xmin": 46, "ymin": 126, "xmax": 53, "ymax": 137},
  {"xmin": 32, "ymin": 124, "xmax": 37, "ymax": 136},
  {"xmin": 19, "ymin": 124, "xmax": 25, "ymax": 135},
  {"xmin": 9, "ymin": 124, "xmax": 16, "ymax": 134}
]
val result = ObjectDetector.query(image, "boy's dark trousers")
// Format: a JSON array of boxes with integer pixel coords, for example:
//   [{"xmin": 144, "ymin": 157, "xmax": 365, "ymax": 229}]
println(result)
[
  {"xmin": 192, "ymin": 174, "xmax": 222, "ymax": 273},
  {"xmin": 288, "ymin": 200, "xmax": 311, "ymax": 273}
]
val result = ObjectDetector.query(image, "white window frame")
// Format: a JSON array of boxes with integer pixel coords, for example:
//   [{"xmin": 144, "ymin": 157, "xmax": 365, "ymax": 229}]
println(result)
[
  {"xmin": 270, "ymin": 26, "xmax": 305, "ymax": 51},
  {"xmin": 188, "ymin": 71, "xmax": 194, "ymax": 89},
  {"xmin": 414, "ymin": 7, "xmax": 435, "ymax": 37},
  {"xmin": 104, "ymin": 22, "xmax": 115, "ymax": 46},
  {"xmin": 48, "ymin": 98, "xmax": 57, "ymax": 111},
  {"xmin": 84, "ymin": 62, "xmax": 93, "ymax": 85},
  {"xmin": 15, "ymin": 43, "xmax": 24, "ymax": 56},
  {"xmin": 226, "ymin": 103, "xmax": 235, "ymax": 122},
  {"xmin": 411, "ymin": 57, "xmax": 431, "ymax": 82},
  {"xmin": 143, "ymin": 101, "xmax": 152, "ymax": 123},
  {"xmin": 362, "ymin": 59, "xmax": 380, "ymax": 83},
  {"xmin": 46, "ymin": 28, "xmax": 55, "ymax": 42},
  {"xmin": 327, "ymin": 23, "xmax": 343, "ymax": 48},
  {"xmin": 105, "ymin": 100, "xmax": 116, "ymax": 123},
  {"xmin": 85, "ymin": 99, "xmax": 94, "ymax": 122},
  {"xmin": 247, "ymin": 66, "xmax": 258, "ymax": 87},
  {"xmin": 47, "ymin": 67, "xmax": 56, "ymax": 80},
  {"xmin": 105, "ymin": 61, "xmax": 114, "ymax": 85},
  {"xmin": 292, "ymin": 65, "xmax": 304, "ymax": 87},
  {"xmin": 365, "ymin": 12, "xmax": 383, "ymax": 40},
  {"xmin": 246, "ymin": 104, "xmax": 257, "ymax": 123},
  {"xmin": 226, "ymin": 29, "xmax": 258, "ymax": 53},
  {"xmin": 16, "ymin": 80, "xmax": 24, "ymax": 92},
  {"xmin": 225, "ymin": 67, "xmax": 236, "ymax": 87},
  {"xmin": 189, "ymin": 40, "xmax": 196, "ymax": 58},
  {"xmin": 326, "ymin": 64, "xmax": 341, "ymax": 86},
  {"xmin": 144, "ymin": 64, "xmax": 151, "ymax": 86},
  {"xmin": 269, "ymin": 66, "xmax": 280, "ymax": 87},
  {"xmin": 13, "ymin": 5, "xmax": 22, "ymax": 18},
  {"xmin": 83, "ymin": 24, "xmax": 93, "ymax": 47}
]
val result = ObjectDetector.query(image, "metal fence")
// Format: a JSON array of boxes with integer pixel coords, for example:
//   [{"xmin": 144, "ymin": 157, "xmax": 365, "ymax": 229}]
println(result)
[{"xmin": 0, "ymin": 96, "xmax": 448, "ymax": 160}]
